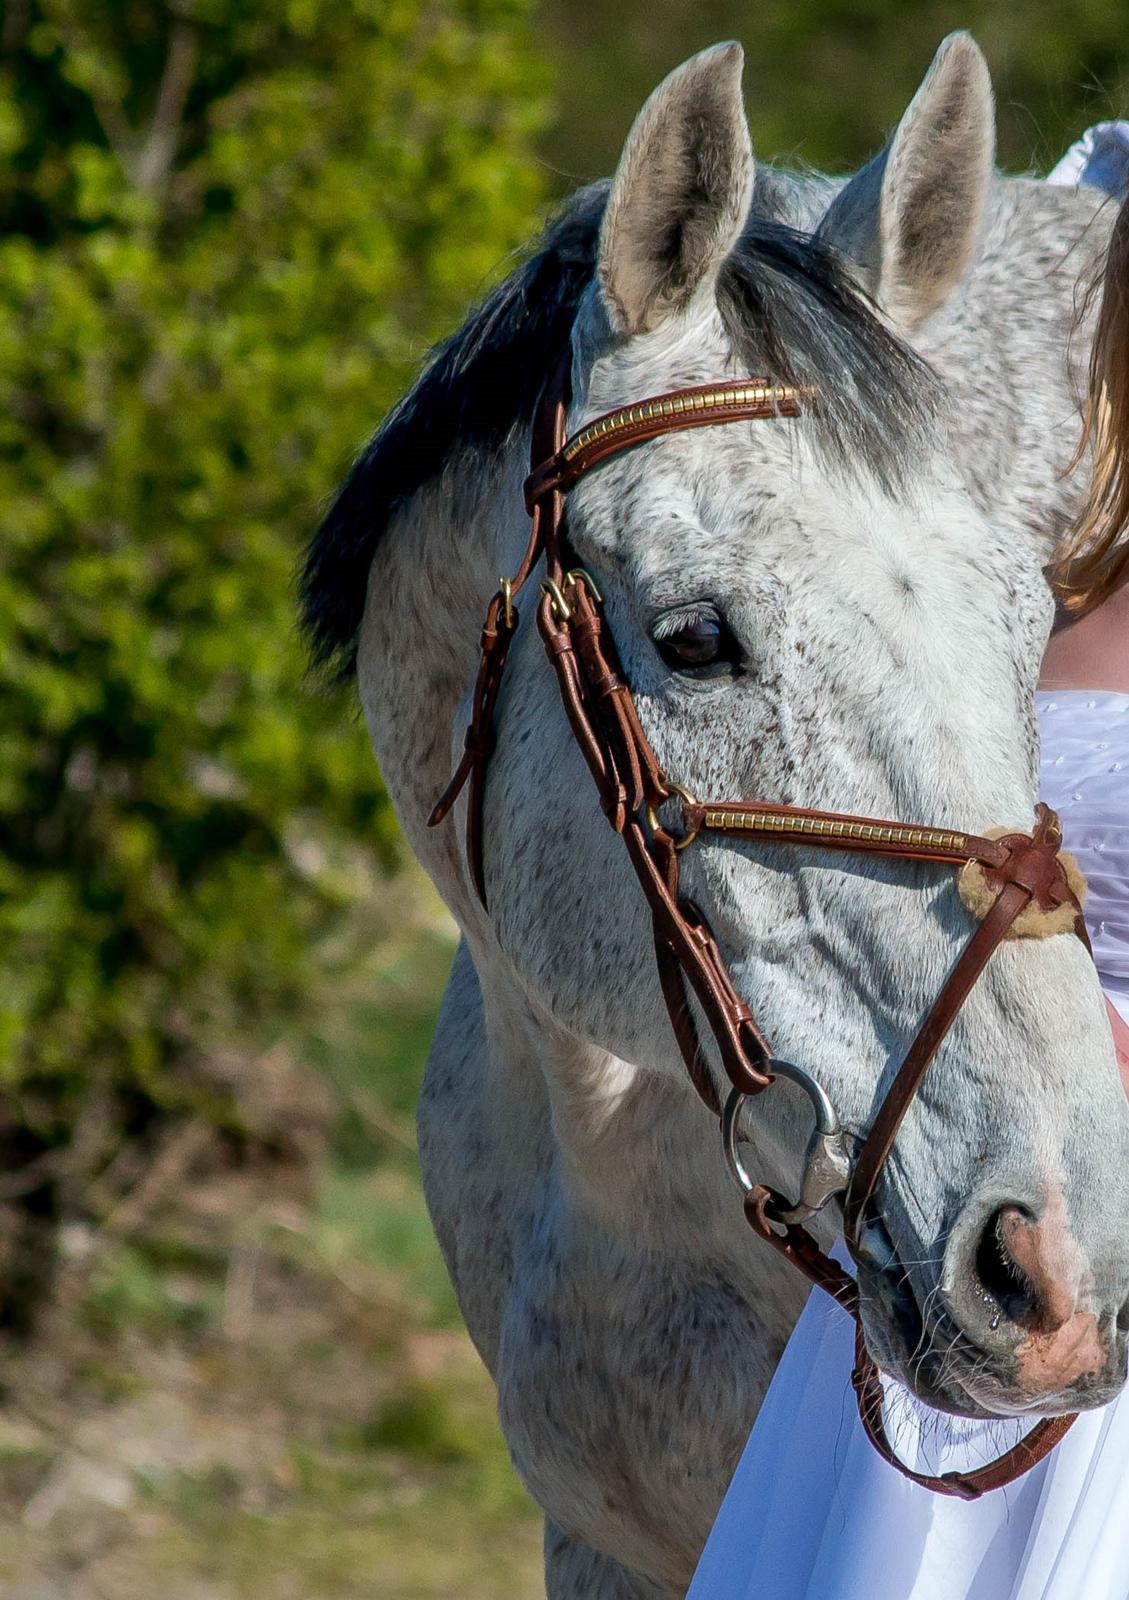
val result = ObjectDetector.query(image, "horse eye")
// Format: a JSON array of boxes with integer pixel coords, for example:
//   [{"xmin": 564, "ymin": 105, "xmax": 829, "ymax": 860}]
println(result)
[{"xmin": 654, "ymin": 613, "xmax": 740, "ymax": 674}]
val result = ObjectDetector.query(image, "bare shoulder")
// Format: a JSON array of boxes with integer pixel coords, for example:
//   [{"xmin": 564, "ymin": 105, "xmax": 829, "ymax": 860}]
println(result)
[{"xmin": 1040, "ymin": 580, "xmax": 1129, "ymax": 692}]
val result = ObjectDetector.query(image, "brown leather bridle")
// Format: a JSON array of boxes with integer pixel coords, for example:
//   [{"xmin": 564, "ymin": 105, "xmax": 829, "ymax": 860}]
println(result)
[{"xmin": 430, "ymin": 359, "xmax": 1091, "ymax": 1499}]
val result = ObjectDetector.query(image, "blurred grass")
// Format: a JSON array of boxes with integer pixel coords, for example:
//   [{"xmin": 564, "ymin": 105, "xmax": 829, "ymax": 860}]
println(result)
[
  {"xmin": 0, "ymin": 867, "xmax": 543, "ymax": 1599},
  {"xmin": 302, "ymin": 895, "xmax": 465, "ymax": 1332}
]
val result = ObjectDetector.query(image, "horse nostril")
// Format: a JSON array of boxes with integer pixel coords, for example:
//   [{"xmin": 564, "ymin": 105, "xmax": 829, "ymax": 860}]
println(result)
[
  {"xmin": 973, "ymin": 1205, "xmax": 1042, "ymax": 1332},
  {"xmin": 947, "ymin": 1197, "xmax": 1109, "ymax": 1396}
]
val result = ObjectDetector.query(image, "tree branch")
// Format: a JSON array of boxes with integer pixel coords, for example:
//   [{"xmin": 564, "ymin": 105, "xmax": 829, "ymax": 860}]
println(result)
[
  {"xmin": 46, "ymin": 5, "xmax": 198, "ymax": 197},
  {"xmin": 134, "ymin": 16, "xmax": 198, "ymax": 194}
]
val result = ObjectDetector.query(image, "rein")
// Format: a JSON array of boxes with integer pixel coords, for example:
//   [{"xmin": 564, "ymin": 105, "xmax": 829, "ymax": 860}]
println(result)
[{"xmin": 429, "ymin": 360, "xmax": 1089, "ymax": 1499}]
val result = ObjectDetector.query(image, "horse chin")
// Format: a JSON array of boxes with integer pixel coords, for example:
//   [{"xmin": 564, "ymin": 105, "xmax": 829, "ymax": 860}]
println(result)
[
  {"xmin": 853, "ymin": 1272, "xmax": 1004, "ymax": 1420},
  {"xmin": 944, "ymin": 1353, "xmax": 1129, "ymax": 1420},
  {"xmin": 904, "ymin": 1357, "xmax": 1122, "ymax": 1421}
]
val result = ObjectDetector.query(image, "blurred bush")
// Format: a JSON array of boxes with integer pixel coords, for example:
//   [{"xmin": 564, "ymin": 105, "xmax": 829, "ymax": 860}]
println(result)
[{"xmin": 0, "ymin": 0, "xmax": 546, "ymax": 1321}]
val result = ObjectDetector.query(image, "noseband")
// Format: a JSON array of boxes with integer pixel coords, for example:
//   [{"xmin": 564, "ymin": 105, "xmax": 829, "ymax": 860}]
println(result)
[{"xmin": 430, "ymin": 360, "xmax": 1090, "ymax": 1498}]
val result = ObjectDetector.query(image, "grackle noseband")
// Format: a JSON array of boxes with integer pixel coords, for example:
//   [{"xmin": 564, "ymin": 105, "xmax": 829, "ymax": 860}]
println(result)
[{"xmin": 430, "ymin": 359, "xmax": 1089, "ymax": 1498}]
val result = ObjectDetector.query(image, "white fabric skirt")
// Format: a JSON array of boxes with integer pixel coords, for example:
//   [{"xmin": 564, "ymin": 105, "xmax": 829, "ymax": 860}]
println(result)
[{"xmin": 687, "ymin": 1275, "xmax": 1129, "ymax": 1600}]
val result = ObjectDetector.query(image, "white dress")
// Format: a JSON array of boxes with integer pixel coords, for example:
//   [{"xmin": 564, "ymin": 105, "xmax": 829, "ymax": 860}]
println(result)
[{"xmin": 688, "ymin": 690, "xmax": 1129, "ymax": 1600}]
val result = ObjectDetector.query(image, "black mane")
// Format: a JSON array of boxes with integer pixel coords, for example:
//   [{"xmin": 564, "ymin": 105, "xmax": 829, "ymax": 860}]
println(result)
[{"xmin": 301, "ymin": 180, "xmax": 935, "ymax": 679}]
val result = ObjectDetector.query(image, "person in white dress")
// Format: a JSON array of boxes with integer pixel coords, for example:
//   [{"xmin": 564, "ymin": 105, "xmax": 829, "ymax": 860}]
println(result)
[{"xmin": 688, "ymin": 127, "xmax": 1129, "ymax": 1600}]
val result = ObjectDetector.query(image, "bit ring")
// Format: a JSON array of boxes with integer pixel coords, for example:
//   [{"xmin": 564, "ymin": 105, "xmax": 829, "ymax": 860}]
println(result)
[{"xmin": 644, "ymin": 782, "xmax": 700, "ymax": 851}]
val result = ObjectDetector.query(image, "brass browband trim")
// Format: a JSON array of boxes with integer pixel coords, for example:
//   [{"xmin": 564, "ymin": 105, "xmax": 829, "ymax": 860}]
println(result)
[
  {"xmin": 523, "ymin": 378, "xmax": 819, "ymax": 511},
  {"xmin": 560, "ymin": 382, "xmax": 814, "ymax": 463}
]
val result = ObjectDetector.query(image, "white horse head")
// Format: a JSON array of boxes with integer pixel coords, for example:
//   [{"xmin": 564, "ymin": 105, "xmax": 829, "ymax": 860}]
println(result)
[{"xmin": 305, "ymin": 32, "xmax": 1129, "ymax": 1591}]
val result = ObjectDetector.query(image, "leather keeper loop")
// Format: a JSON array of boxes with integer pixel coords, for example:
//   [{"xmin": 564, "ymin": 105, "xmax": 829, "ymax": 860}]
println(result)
[
  {"xmin": 542, "ymin": 628, "xmax": 575, "ymax": 659},
  {"xmin": 600, "ymin": 784, "xmax": 630, "ymax": 832}
]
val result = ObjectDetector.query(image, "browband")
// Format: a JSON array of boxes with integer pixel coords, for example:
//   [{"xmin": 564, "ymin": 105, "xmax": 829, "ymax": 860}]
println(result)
[{"xmin": 524, "ymin": 379, "xmax": 816, "ymax": 508}]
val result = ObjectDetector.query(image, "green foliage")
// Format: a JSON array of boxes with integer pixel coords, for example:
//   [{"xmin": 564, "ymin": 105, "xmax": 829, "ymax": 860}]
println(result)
[
  {"xmin": 368, "ymin": 1378, "xmax": 479, "ymax": 1463},
  {"xmin": 537, "ymin": 0, "xmax": 1129, "ymax": 184},
  {"xmin": 0, "ymin": 0, "xmax": 547, "ymax": 1263}
]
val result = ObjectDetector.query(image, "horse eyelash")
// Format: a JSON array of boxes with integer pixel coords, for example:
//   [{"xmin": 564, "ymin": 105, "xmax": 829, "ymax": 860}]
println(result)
[{"xmin": 651, "ymin": 606, "xmax": 719, "ymax": 640}]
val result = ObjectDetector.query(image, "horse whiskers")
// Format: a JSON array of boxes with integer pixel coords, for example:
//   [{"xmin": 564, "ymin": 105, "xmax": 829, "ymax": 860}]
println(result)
[{"xmin": 907, "ymin": 1281, "xmax": 949, "ymax": 1372}]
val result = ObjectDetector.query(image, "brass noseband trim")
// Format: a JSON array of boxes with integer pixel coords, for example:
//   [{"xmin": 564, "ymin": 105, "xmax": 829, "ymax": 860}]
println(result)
[{"xmin": 700, "ymin": 810, "xmax": 968, "ymax": 853}]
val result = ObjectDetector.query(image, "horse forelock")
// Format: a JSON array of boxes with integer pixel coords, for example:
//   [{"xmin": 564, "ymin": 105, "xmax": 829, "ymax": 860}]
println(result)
[{"xmin": 300, "ymin": 170, "xmax": 939, "ymax": 681}]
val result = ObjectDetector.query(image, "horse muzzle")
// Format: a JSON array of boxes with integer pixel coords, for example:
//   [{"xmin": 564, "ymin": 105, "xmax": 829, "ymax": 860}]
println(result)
[{"xmin": 862, "ymin": 1186, "xmax": 1129, "ymax": 1418}]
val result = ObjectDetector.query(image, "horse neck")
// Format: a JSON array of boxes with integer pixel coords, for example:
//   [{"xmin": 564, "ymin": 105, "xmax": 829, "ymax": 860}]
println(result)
[
  {"xmin": 919, "ymin": 177, "xmax": 1110, "ymax": 543},
  {"xmin": 752, "ymin": 171, "xmax": 1111, "ymax": 547},
  {"xmin": 478, "ymin": 947, "xmax": 775, "ymax": 1258}
]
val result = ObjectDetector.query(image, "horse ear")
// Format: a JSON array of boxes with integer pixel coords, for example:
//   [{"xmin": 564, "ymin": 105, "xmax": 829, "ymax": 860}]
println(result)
[
  {"xmin": 598, "ymin": 43, "xmax": 754, "ymax": 336},
  {"xmin": 818, "ymin": 32, "xmax": 995, "ymax": 334}
]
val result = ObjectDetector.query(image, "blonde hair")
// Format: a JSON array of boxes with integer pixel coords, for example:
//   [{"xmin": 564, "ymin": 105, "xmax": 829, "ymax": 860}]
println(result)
[{"xmin": 1053, "ymin": 196, "xmax": 1129, "ymax": 613}]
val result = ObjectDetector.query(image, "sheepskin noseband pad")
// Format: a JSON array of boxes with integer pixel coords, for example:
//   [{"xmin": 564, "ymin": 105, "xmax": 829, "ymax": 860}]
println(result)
[{"xmin": 958, "ymin": 826, "xmax": 1087, "ymax": 939}]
